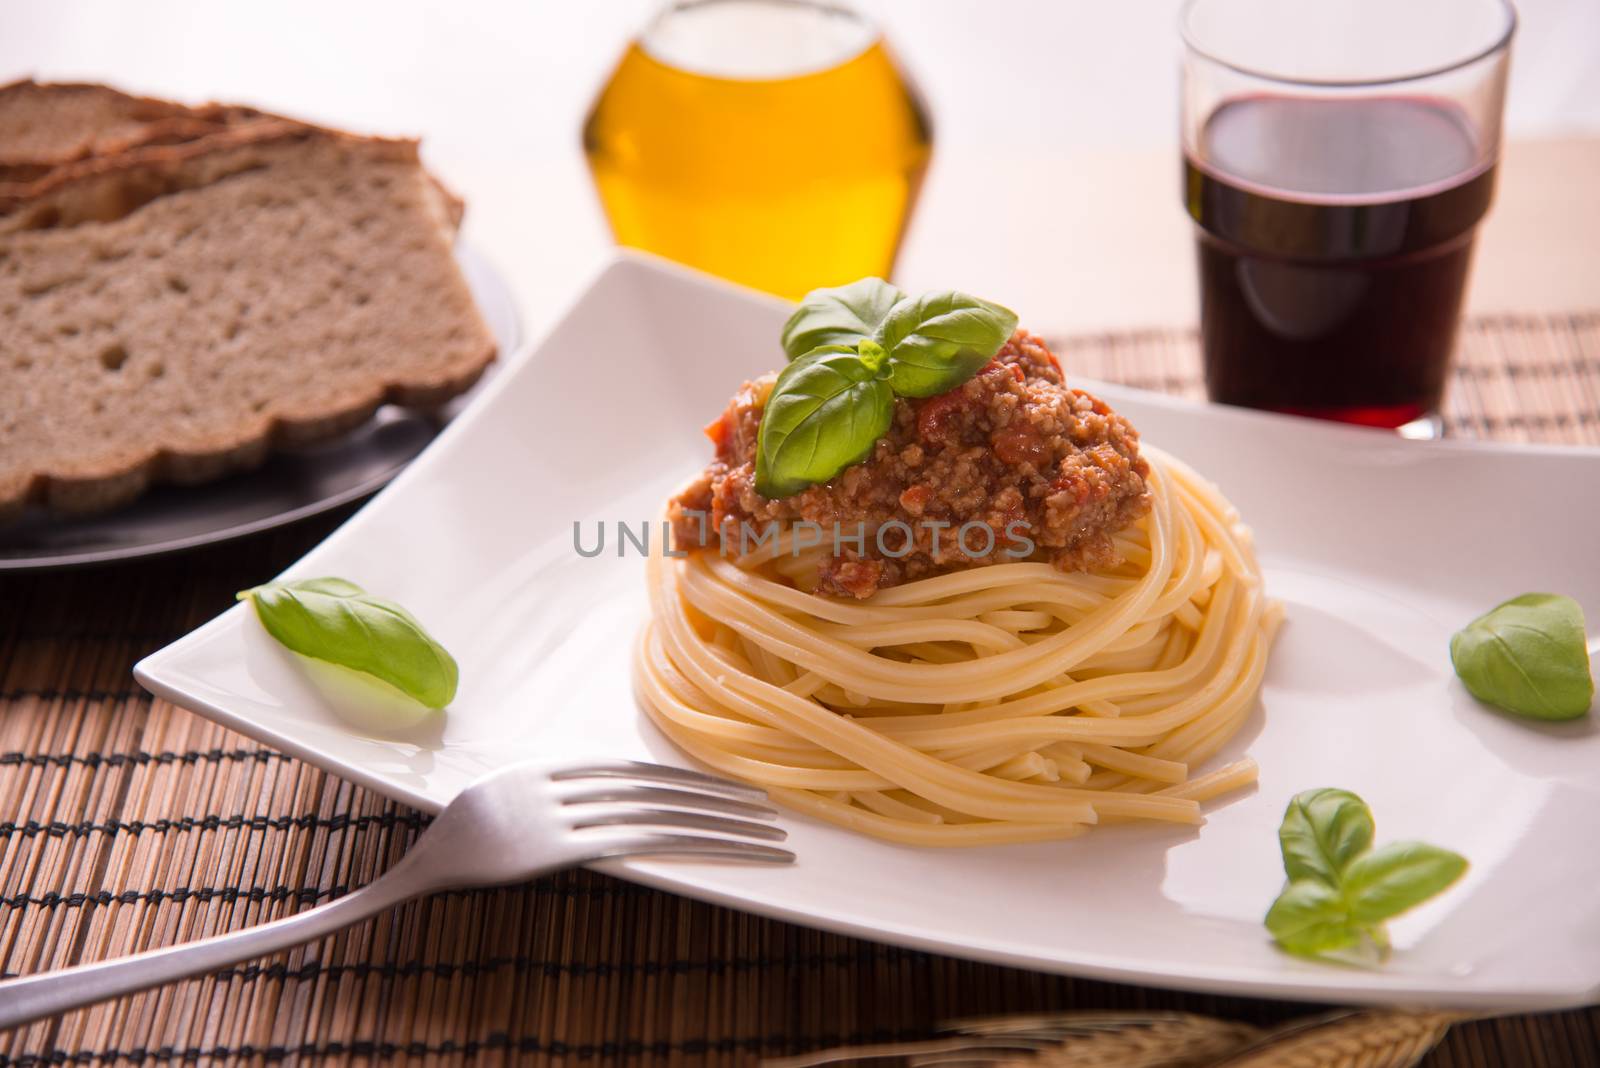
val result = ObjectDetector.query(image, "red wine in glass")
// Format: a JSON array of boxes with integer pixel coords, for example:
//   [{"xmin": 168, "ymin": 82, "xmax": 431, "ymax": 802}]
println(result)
[{"xmin": 1185, "ymin": 95, "xmax": 1497, "ymax": 429}]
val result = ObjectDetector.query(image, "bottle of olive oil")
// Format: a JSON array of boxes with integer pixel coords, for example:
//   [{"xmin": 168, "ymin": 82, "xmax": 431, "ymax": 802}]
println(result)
[{"xmin": 583, "ymin": 1, "xmax": 932, "ymax": 300}]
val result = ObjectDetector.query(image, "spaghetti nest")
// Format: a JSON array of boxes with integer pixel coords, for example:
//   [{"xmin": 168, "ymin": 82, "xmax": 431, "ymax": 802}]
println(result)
[{"xmin": 635, "ymin": 446, "xmax": 1282, "ymax": 846}]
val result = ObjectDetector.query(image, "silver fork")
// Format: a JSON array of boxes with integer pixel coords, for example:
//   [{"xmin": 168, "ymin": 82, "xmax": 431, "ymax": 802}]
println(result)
[{"xmin": 0, "ymin": 759, "xmax": 791, "ymax": 1031}]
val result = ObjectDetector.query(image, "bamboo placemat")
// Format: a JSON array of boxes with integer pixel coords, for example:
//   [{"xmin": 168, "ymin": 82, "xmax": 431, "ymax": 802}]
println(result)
[{"xmin": 3, "ymin": 314, "xmax": 1599, "ymax": 1067}]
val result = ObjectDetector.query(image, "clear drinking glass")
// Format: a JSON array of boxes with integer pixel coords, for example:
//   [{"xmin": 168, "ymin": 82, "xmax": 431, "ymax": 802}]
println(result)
[
  {"xmin": 583, "ymin": 0, "xmax": 932, "ymax": 301},
  {"xmin": 1180, "ymin": 0, "xmax": 1516, "ymax": 433}
]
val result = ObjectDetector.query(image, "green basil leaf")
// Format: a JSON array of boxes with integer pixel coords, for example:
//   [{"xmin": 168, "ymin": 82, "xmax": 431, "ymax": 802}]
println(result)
[
  {"xmin": 1264, "ymin": 879, "xmax": 1360, "ymax": 958},
  {"xmin": 780, "ymin": 278, "xmax": 907, "ymax": 360},
  {"xmin": 1278, "ymin": 788, "xmax": 1375, "ymax": 887},
  {"xmin": 1265, "ymin": 787, "xmax": 1469, "ymax": 965},
  {"xmin": 1343, "ymin": 842, "xmax": 1469, "ymax": 925},
  {"xmin": 1450, "ymin": 593, "xmax": 1594, "ymax": 720},
  {"xmin": 239, "ymin": 577, "xmax": 459, "ymax": 709},
  {"xmin": 755, "ymin": 345, "xmax": 894, "ymax": 499},
  {"xmin": 874, "ymin": 290, "xmax": 1019, "ymax": 398}
]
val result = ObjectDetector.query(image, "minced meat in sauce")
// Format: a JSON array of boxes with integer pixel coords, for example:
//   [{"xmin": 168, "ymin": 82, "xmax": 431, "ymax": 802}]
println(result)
[{"xmin": 668, "ymin": 331, "xmax": 1151, "ymax": 598}]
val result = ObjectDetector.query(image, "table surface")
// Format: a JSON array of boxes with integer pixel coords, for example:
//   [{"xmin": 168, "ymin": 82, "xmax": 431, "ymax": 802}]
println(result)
[
  {"xmin": 6, "ymin": 0, "xmax": 1600, "ymax": 339},
  {"xmin": 4, "ymin": 3, "xmax": 1600, "ymax": 1063}
]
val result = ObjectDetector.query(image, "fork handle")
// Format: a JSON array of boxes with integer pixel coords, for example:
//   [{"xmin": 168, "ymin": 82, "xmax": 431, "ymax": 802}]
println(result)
[{"xmin": 0, "ymin": 873, "xmax": 418, "ymax": 1031}]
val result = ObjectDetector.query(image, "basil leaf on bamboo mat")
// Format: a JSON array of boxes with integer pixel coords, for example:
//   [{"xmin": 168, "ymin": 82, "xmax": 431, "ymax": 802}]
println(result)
[
  {"xmin": 1264, "ymin": 788, "xmax": 1467, "ymax": 963},
  {"xmin": 755, "ymin": 344, "xmax": 894, "ymax": 499},
  {"xmin": 1450, "ymin": 593, "xmax": 1594, "ymax": 720},
  {"xmin": 780, "ymin": 277, "xmax": 906, "ymax": 359},
  {"xmin": 238, "ymin": 577, "xmax": 459, "ymax": 709}
]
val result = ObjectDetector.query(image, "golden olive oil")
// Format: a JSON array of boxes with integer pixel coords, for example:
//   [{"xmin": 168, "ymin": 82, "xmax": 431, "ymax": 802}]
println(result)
[{"xmin": 583, "ymin": 29, "xmax": 931, "ymax": 300}]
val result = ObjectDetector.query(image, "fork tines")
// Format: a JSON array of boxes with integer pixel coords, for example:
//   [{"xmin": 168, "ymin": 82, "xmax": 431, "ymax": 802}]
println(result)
[
  {"xmin": 553, "ymin": 761, "xmax": 793, "ymax": 864},
  {"xmin": 551, "ymin": 759, "xmax": 767, "ymax": 799}
]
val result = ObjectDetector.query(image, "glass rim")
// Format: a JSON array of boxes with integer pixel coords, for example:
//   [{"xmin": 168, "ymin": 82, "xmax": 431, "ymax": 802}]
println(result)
[
  {"xmin": 652, "ymin": 0, "xmax": 868, "ymax": 21},
  {"xmin": 1179, "ymin": 0, "xmax": 1518, "ymax": 89},
  {"xmin": 641, "ymin": 0, "xmax": 879, "ymax": 82}
]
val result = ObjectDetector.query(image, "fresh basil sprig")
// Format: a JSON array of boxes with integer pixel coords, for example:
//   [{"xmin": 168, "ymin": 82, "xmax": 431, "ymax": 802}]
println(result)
[
  {"xmin": 1450, "ymin": 593, "xmax": 1594, "ymax": 720},
  {"xmin": 1264, "ymin": 788, "xmax": 1467, "ymax": 962},
  {"xmin": 875, "ymin": 290, "xmax": 1022, "ymax": 397},
  {"xmin": 238, "ymin": 577, "xmax": 459, "ymax": 710},
  {"xmin": 1277, "ymin": 787, "xmax": 1373, "ymax": 886},
  {"xmin": 781, "ymin": 277, "xmax": 908, "ymax": 359},
  {"xmin": 760, "ymin": 279, "xmax": 1018, "ymax": 498}
]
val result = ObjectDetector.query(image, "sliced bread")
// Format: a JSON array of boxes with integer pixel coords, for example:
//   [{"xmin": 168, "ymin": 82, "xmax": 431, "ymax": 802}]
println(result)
[
  {"xmin": 0, "ymin": 79, "xmax": 269, "ymax": 183},
  {"xmin": 0, "ymin": 80, "xmax": 466, "ymax": 233},
  {"xmin": 0, "ymin": 126, "xmax": 497, "ymax": 518}
]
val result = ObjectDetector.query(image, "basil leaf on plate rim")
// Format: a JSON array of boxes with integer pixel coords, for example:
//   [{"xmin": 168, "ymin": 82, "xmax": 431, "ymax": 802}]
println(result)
[
  {"xmin": 1341, "ymin": 842, "xmax": 1470, "ymax": 927},
  {"xmin": 758, "ymin": 280, "xmax": 1019, "ymax": 499},
  {"xmin": 1263, "ymin": 878, "xmax": 1359, "ymax": 959},
  {"xmin": 1264, "ymin": 788, "xmax": 1467, "ymax": 963},
  {"xmin": 1277, "ymin": 787, "xmax": 1374, "ymax": 888},
  {"xmin": 238, "ymin": 577, "xmax": 459, "ymax": 710},
  {"xmin": 1450, "ymin": 593, "xmax": 1594, "ymax": 720}
]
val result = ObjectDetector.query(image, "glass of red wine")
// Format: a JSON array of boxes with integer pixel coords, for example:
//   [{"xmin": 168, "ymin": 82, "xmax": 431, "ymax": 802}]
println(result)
[{"xmin": 1180, "ymin": 0, "xmax": 1515, "ymax": 435}]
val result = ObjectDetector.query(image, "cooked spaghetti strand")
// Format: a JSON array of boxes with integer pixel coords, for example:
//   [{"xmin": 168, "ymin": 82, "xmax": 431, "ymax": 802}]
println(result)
[{"xmin": 635, "ymin": 447, "xmax": 1278, "ymax": 846}]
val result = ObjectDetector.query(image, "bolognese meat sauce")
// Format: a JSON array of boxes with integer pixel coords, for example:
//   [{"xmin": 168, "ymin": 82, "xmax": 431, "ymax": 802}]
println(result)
[{"xmin": 669, "ymin": 331, "xmax": 1151, "ymax": 598}]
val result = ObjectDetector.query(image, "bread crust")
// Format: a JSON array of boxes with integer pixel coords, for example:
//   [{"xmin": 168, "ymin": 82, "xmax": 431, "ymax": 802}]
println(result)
[{"xmin": 0, "ymin": 79, "xmax": 280, "ymax": 182}]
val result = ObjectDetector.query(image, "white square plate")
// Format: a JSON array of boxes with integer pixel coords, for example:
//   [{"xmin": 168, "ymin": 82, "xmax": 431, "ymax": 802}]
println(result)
[{"xmin": 137, "ymin": 251, "xmax": 1600, "ymax": 1010}]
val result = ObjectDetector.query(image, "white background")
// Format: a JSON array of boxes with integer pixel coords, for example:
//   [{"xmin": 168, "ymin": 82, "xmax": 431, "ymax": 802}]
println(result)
[{"xmin": 6, "ymin": 1, "xmax": 1598, "ymax": 335}]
